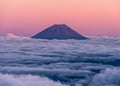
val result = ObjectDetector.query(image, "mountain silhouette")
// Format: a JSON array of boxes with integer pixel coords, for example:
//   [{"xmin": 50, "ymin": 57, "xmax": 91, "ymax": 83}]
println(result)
[{"xmin": 32, "ymin": 24, "xmax": 88, "ymax": 40}]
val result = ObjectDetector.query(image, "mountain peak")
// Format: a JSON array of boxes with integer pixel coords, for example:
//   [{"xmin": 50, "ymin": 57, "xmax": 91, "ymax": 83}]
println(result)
[
  {"xmin": 51, "ymin": 24, "xmax": 68, "ymax": 29},
  {"xmin": 32, "ymin": 24, "xmax": 88, "ymax": 40},
  {"xmin": 54, "ymin": 24, "xmax": 66, "ymax": 26}
]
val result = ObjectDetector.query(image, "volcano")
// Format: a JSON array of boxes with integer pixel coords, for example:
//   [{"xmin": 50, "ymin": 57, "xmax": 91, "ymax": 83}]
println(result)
[{"xmin": 32, "ymin": 24, "xmax": 88, "ymax": 40}]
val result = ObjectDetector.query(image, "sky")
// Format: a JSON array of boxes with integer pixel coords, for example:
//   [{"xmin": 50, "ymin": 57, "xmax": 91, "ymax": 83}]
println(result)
[{"xmin": 0, "ymin": 0, "xmax": 120, "ymax": 36}]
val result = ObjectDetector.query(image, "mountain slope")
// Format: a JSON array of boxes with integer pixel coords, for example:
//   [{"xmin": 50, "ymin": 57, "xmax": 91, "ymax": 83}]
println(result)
[{"xmin": 32, "ymin": 24, "xmax": 88, "ymax": 40}]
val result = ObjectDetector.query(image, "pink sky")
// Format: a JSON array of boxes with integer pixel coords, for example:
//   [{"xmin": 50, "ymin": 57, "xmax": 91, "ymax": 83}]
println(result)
[{"xmin": 0, "ymin": 0, "xmax": 120, "ymax": 36}]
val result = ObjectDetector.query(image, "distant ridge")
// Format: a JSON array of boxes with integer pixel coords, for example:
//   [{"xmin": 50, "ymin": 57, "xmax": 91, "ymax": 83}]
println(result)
[{"xmin": 32, "ymin": 24, "xmax": 88, "ymax": 40}]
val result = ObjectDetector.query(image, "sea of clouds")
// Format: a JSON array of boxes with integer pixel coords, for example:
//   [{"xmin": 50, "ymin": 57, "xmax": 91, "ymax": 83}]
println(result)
[
  {"xmin": 0, "ymin": 34, "xmax": 120, "ymax": 86},
  {"xmin": 0, "ymin": 68, "xmax": 120, "ymax": 86},
  {"xmin": 0, "ymin": 74, "xmax": 67, "ymax": 86}
]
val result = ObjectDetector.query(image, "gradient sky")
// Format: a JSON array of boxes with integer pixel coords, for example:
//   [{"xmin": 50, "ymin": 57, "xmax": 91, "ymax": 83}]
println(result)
[{"xmin": 0, "ymin": 0, "xmax": 120, "ymax": 36}]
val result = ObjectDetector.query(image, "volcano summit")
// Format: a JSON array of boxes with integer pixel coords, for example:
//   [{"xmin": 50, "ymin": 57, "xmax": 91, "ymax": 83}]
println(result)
[{"xmin": 32, "ymin": 24, "xmax": 88, "ymax": 40}]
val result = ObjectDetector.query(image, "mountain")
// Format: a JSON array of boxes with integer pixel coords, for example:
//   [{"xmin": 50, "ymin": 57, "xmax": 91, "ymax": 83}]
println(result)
[{"xmin": 32, "ymin": 24, "xmax": 88, "ymax": 40}]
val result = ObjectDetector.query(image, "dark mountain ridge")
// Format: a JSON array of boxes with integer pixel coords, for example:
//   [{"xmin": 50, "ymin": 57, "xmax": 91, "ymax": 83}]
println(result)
[{"xmin": 32, "ymin": 24, "xmax": 88, "ymax": 40}]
